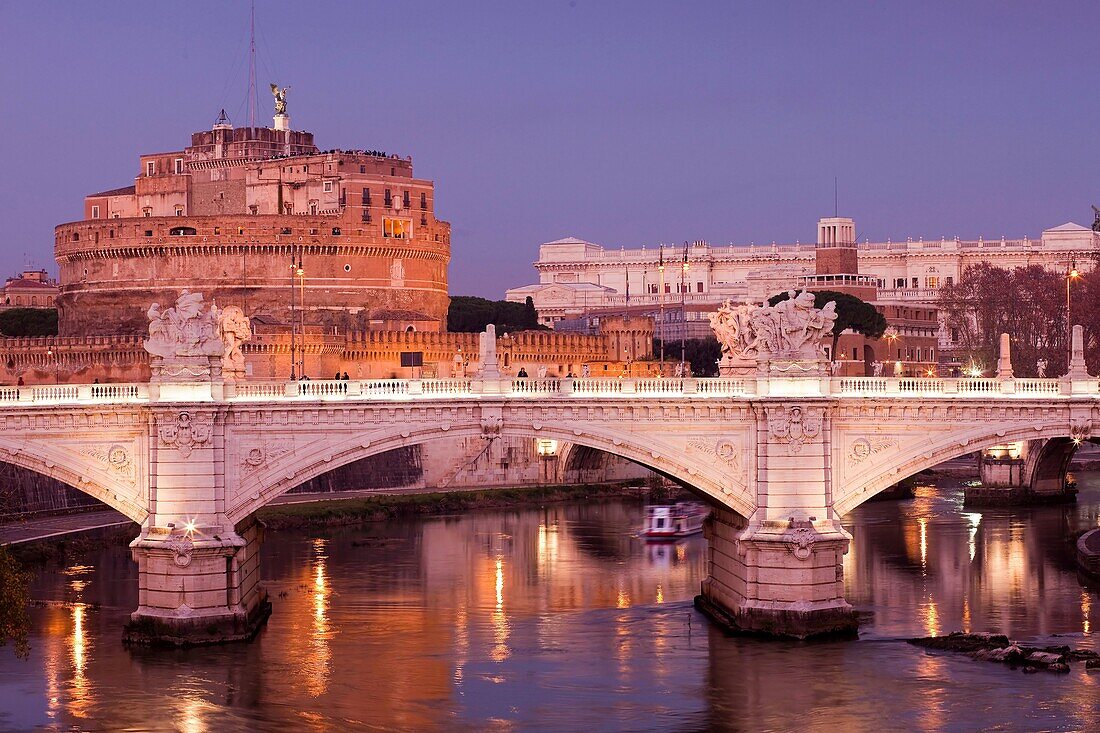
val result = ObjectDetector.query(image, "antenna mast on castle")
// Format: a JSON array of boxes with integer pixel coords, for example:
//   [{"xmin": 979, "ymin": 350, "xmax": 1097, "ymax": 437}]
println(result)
[{"xmin": 247, "ymin": 0, "xmax": 258, "ymax": 128}]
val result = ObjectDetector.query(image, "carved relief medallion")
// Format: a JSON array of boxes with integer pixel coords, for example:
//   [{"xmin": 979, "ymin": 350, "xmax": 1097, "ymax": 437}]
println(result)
[
  {"xmin": 768, "ymin": 406, "xmax": 823, "ymax": 454},
  {"xmin": 158, "ymin": 412, "xmax": 212, "ymax": 457},
  {"xmin": 847, "ymin": 436, "xmax": 898, "ymax": 465}
]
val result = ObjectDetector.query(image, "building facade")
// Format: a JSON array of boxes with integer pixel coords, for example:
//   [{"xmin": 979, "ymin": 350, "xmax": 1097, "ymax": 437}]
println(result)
[
  {"xmin": 506, "ymin": 221, "xmax": 1100, "ymax": 355},
  {"xmin": 0, "ymin": 270, "xmax": 58, "ymax": 310},
  {"xmin": 57, "ymin": 107, "xmax": 451, "ymax": 336}
]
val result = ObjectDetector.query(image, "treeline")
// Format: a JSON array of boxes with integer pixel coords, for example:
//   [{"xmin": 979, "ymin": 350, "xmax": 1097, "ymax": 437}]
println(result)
[
  {"xmin": 939, "ymin": 263, "xmax": 1074, "ymax": 376},
  {"xmin": 0, "ymin": 308, "xmax": 57, "ymax": 338},
  {"xmin": 447, "ymin": 296, "xmax": 546, "ymax": 333}
]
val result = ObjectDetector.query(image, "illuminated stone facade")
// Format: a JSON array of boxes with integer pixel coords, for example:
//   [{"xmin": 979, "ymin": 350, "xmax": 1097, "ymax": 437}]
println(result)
[{"xmin": 57, "ymin": 116, "xmax": 450, "ymax": 336}]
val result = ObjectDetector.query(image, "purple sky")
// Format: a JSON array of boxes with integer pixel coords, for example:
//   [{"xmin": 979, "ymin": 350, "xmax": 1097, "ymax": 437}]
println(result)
[{"xmin": 1, "ymin": 1, "xmax": 1098, "ymax": 298}]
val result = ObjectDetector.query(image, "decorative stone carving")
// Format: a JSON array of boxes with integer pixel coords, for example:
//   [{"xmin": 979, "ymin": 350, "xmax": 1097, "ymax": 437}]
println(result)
[
  {"xmin": 709, "ymin": 290, "xmax": 837, "ymax": 365},
  {"xmin": 783, "ymin": 519, "xmax": 818, "ymax": 559},
  {"xmin": 480, "ymin": 413, "xmax": 503, "ymax": 437},
  {"xmin": 158, "ymin": 412, "xmax": 212, "ymax": 457},
  {"xmin": 688, "ymin": 438, "xmax": 742, "ymax": 472},
  {"xmin": 768, "ymin": 405, "xmax": 823, "ymax": 454},
  {"xmin": 240, "ymin": 440, "xmax": 293, "ymax": 473},
  {"xmin": 217, "ymin": 306, "xmax": 251, "ymax": 380},
  {"xmin": 145, "ymin": 291, "xmax": 228, "ymax": 381},
  {"xmin": 847, "ymin": 436, "xmax": 899, "ymax": 465},
  {"xmin": 165, "ymin": 535, "xmax": 194, "ymax": 567},
  {"xmin": 79, "ymin": 443, "xmax": 137, "ymax": 485},
  {"xmin": 1070, "ymin": 419, "xmax": 1092, "ymax": 443}
]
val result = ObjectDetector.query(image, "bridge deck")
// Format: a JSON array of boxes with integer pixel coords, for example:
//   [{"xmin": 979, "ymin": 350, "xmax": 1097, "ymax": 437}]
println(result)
[{"xmin": 0, "ymin": 375, "xmax": 1092, "ymax": 407}]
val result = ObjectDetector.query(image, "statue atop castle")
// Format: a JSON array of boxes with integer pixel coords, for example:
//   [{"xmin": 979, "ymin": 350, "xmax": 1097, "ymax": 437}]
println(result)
[{"xmin": 270, "ymin": 84, "xmax": 290, "ymax": 116}]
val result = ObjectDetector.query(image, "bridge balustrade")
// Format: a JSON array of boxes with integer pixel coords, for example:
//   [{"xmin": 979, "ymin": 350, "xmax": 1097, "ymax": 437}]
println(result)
[
  {"xmin": 0, "ymin": 375, "xmax": 1090, "ymax": 406},
  {"xmin": 1016, "ymin": 379, "xmax": 1060, "ymax": 395},
  {"xmin": 420, "ymin": 378, "xmax": 470, "ymax": 395},
  {"xmin": 510, "ymin": 378, "xmax": 560, "ymax": 395},
  {"xmin": 957, "ymin": 378, "xmax": 999, "ymax": 394}
]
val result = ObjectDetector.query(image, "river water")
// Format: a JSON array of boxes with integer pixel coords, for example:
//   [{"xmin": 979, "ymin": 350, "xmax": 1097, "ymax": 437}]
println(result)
[{"xmin": 1, "ymin": 477, "xmax": 1099, "ymax": 732}]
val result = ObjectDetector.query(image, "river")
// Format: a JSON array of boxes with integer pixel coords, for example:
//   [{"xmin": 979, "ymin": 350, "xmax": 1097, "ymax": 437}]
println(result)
[{"xmin": 1, "ymin": 476, "xmax": 1098, "ymax": 732}]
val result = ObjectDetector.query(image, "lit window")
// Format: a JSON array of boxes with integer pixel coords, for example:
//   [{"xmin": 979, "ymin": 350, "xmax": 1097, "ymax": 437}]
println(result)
[
  {"xmin": 383, "ymin": 219, "xmax": 408, "ymax": 239},
  {"xmin": 926, "ymin": 276, "xmax": 939, "ymax": 289}
]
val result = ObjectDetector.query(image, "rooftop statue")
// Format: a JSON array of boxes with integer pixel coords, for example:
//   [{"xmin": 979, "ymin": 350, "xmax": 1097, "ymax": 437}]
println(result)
[
  {"xmin": 1092, "ymin": 205, "xmax": 1100, "ymax": 233},
  {"xmin": 270, "ymin": 83, "xmax": 290, "ymax": 116},
  {"xmin": 709, "ymin": 290, "xmax": 837, "ymax": 363}
]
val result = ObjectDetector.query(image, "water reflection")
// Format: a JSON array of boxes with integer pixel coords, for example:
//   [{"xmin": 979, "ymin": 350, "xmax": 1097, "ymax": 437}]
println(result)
[{"xmin": 1, "ymin": 485, "xmax": 1097, "ymax": 731}]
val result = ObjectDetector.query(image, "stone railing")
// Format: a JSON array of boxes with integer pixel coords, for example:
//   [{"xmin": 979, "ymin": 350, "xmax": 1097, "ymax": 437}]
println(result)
[{"xmin": 0, "ymin": 375, "xmax": 1094, "ymax": 407}]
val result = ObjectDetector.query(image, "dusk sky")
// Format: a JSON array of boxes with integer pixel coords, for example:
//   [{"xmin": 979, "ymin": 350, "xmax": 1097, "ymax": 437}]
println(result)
[{"xmin": 2, "ymin": 1, "xmax": 1099, "ymax": 297}]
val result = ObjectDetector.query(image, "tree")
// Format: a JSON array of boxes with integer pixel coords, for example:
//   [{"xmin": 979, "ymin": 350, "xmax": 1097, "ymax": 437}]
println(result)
[
  {"xmin": 0, "ymin": 308, "xmax": 57, "ymax": 338},
  {"xmin": 447, "ymin": 296, "xmax": 548, "ymax": 333},
  {"xmin": 0, "ymin": 546, "xmax": 30, "ymax": 659},
  {"xmin": 768, "ymin": 290, "xmax": 887, "ymax": 361},
  {"xmin": 654, "ymin": 337, "xmax": 722, "ymax": 376},
  {"xmin": 938, "ymin": 264, "xmax": 1066, "ymax": 376}
]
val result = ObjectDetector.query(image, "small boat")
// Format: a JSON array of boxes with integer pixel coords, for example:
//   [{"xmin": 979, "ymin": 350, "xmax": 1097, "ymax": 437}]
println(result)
[{"xmin": 643, "ymin": 502, "xmax": 708, "ymax": 539}]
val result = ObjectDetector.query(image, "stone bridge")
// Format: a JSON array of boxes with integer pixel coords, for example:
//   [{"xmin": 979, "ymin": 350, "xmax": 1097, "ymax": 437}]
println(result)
[{"xmin": 1, "ymin": 366, "xmax": 1097, "ymax": 643}]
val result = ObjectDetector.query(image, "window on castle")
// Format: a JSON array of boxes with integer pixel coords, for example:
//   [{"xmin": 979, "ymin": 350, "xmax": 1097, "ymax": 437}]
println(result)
[
  {"xmin": 911, "ymin": 277, "xmax": 918, "ymax": 288},
  {"xmin": 384, "ymin": 189, "xmax": 392, "ymax": 207},
  {"xmin": 926, "ymin": 276, "xmax": 939, "ymax": 289},
  {"xmin": 403, "ymin": 191, "xmax": 410, "ymax": 209},
  {"xmin": 174, "ymin": 158, "xmax": 183, "ymax": 174},
  {"xmin": 175, "ymin": 206, "xmax": 184, "ymax": 216},
  {"xmin": 383, "ymin": 219, "xmax": 408, "ymax": 239},
  {"xmin": 323, "ymin": 181, "xmax": 333, "ymax": 193},
  {"xmin": 946, "ymin": 276, "xmax": 954, "ymax": 286},
  {"xmin": 420, "ymin": 192, "xmax": 427, "ymax": 210},
  {"xmin": 696, "ymin": 282, "xmax": 703, "ymax": 293},
  {"xmin": 146, "ymin": 161, "xmax": 155, "ymax": 176},
  {"xmin": 91, "ymin": 205, "xmax": 100, "ymax": 218},
  {"xmin": 362, "ymin": 188, "xmax": 371, "ymax": 206},
  {"xmin": 248, "ymin": 205, "xmax": 258, "ymax": 215}
]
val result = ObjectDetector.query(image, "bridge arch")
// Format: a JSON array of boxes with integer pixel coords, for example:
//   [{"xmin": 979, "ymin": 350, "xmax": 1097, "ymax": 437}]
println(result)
[
  {"xmin": 835, "ymin": 422, "xmax": 1088, "ymax": 515},
  {"xmin": 226, "ymin": 421, "xmax": 754, "ymax": 523},
  {"xmin": 0, "ymin": 436, "xmax": 147, "ymax": 523}
]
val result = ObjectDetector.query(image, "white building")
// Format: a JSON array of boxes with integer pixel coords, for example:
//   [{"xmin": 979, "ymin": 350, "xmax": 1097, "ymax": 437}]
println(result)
[{"xmin": 505, "ymin": 222, "xmax": 1099, "ymax": 334}]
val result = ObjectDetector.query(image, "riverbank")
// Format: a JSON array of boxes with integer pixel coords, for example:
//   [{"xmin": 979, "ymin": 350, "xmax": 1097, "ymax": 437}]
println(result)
[
  {"xmin": 4, "ymin": 482, "xmax": 655, "ymax": 562},
  {"xmin": 254, "ymin": 482, "xmax": 652, "ymax": 530}
]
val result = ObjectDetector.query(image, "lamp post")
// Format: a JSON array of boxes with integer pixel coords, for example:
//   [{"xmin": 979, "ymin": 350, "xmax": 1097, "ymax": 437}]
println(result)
[
  {"xmin": 680, "ymin": 244, "xmax": 688, "ymax": 379},
  {"xmin": 658, "ymin": 245, "xmax": 665, "ymax": 369},
  {"xmin": 289, "ymin": 257, "xmax": 298, "ymax": 381},
  {"xmin": 1066, "ymin": 261, "xmax": 1080, "ymax": 337},
  {"xmin": 46, "ymin": 347, "xmax": 56, "ymax": 385},
  {"xmin": 296, "ymin": 260, "xmax": 305, "ymax": 379}
]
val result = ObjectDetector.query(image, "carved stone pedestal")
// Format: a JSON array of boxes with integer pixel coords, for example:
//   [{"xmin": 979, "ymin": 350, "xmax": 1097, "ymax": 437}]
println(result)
[
  {"xmin": 125, "ymin": 517, "xmax": 269, "ymax": 646},
  {"xmin": 695, "ymin": 508, "xmax": 858, "ymax": 639}
]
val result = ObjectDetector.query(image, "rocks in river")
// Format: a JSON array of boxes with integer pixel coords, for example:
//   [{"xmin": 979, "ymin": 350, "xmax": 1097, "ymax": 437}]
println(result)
[{"xmin": 908, "ymin": 632, "xmax": 1093, "ymax": 674}]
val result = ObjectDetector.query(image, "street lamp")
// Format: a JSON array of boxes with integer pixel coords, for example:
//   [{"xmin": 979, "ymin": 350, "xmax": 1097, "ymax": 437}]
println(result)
[
  {"xmin": 296, "ymin": 262, "xmax": 305, "ymax": 379},
  {"xmin": 1067, "ymin": 261, "xmax": 1081, "ymax": 336},
  {"xmin": 680, "ymin": 251, "xmax": 688, "ymax": 379}
]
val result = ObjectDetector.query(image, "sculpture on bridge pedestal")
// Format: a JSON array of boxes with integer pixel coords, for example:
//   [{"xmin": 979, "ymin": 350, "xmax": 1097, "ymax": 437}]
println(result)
[
  {"xmin": 709, "ymin": 290, "xmax": 837, "ymax": 375},
  {"xmin": 217, "ymin": 306, "xmax": 252, "ymax": 381},
  {"xmin": 144, "ymin": 291, "xmax": 251, "ymax": 382}
]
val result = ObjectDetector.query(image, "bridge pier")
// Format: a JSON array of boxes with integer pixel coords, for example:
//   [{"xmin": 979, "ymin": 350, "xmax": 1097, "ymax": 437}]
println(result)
[
  {"xmin": 124, "ymin": 516, "xmax": 269, "ymax": 646},
  {"xmin": 696, "ymin": 508, "xmax": 857, "ymax": 639}
]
